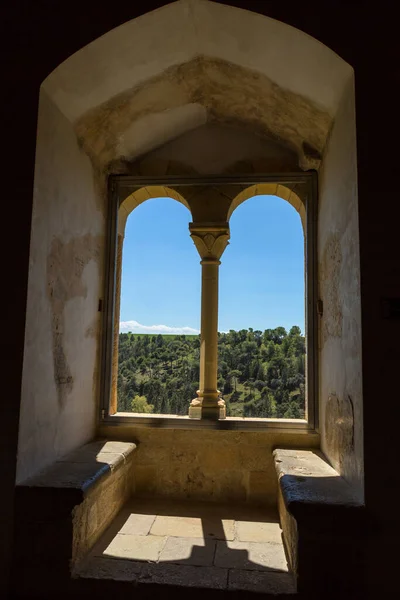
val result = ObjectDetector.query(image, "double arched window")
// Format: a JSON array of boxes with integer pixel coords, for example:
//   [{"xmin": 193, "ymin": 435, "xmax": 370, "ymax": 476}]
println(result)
[{"xmin": 102, "ymin": 174, "xmax": 317, "ymax": 430}]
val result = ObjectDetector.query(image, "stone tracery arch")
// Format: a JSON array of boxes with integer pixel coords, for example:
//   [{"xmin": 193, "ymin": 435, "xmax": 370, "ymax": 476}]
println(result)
[
  {"xmin": 118, "ymin": 185, "xmax": 191, "ymax": 235},
  {"xmin": 228, "ymin": 183, "xmax": 305, "ymax": 231},
  {"xmin": 111, "ymin": 185, "xmax": 192, "ymax": 414}
]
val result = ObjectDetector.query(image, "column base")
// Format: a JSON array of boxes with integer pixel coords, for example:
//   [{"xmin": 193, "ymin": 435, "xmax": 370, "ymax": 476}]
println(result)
[{"xmin": 188, "ymin": 399, "xmax": 226, "ymax": 420}]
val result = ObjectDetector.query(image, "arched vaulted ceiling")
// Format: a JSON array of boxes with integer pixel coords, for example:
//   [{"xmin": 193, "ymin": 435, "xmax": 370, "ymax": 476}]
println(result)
[{"xmin": 42, "ymin": 0, "xmax": 353, "ymax": 171}]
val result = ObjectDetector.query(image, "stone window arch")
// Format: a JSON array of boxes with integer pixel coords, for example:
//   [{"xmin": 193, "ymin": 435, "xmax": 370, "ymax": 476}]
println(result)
[
  {"xmin": 106, "ymin": 174, "xmax": 316, "ymax": 426},
  {"xmin": 17, "ymin": 0, "xmax": 362, "ymax": 505},
  {"xmin": 110, "ymin": 186, "xmax": 192, "ymax": 414}
]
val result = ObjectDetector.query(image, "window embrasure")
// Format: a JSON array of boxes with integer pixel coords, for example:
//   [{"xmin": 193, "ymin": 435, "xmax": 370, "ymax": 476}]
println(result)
[{"xmin": 100, "ymin": 174, "xmax": 318, "ymax": 432}]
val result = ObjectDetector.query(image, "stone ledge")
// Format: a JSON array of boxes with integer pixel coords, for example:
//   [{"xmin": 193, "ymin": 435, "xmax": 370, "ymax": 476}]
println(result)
[
  {"xmin": 273, "ymin": 448, "xmax": 364, "ymax": 531},
  {"xmin": 13, "ymin": 440, "xmax": 137, "ymax": 598},
  {"xmin": 20, "ymin": 440, "xmax": 136, "ymax": 495},
  {"xmin": 273, "ymin": 448, "xmax": 366, "ymax": 595}
]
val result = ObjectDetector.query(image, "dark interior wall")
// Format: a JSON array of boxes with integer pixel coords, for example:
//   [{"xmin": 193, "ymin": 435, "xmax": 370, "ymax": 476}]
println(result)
[{"xmin": 2, "ymin": 1, "xmax": 399, "ymax": 596}]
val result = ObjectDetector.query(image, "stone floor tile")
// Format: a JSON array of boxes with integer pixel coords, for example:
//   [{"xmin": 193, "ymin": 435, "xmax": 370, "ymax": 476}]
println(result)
[
  {"xmin": 75, "ymin": 556, "xmax": 143, "ymax": 582},
  {"xmin": 159, "ymin": 536, "xmax": 216, "ymax": 566},
  {"xmin": 150, "ymin": 516, "xmax": 203, "ymax": 538},
  {"xmin": 118, "ymin": 512, "xmax": 156, "ymax": 536},
  {"xmin": 236, "ymin": 520, "xmax": 283, "ymax": 544},
  {"xmin": 101, "ymin": 533, "xmax": 166, "ymax": 562},
  {"xmin": 140, "ymin": 563, "xmax": 228, "ymax": 589},
  {"xmin": 214, "ymin": 540, "xmax": 288, "ymax": 572},
  {"xmin": 228, "ymin": 569, "xmax": 296, "ymax": 594},
  {"xmin": 202, "ymin": 517, "xmax": 235, "ymax": 540},
  {"xmin": 150, "ymin": 515, "xmax": 234, "ymax": 540}
]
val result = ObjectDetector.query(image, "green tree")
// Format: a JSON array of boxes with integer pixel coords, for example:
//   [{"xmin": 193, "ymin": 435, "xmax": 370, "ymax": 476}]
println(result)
[
  {"xmin": 229, "ymin": 369, "xmax": 242, "ymax": 392},
  {"xmin": 131, "ymin": 395, "xmax": 153, "ymax": 413}
]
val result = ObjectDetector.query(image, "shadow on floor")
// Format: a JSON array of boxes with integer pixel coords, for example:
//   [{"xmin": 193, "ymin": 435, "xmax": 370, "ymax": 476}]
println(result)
[{"xmin": 73, "ymin": 499, "xmax": 296, "ymax": 597}]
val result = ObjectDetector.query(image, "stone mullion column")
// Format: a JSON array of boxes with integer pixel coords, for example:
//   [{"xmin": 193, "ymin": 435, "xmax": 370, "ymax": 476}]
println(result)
[
  {"xmin": 189, "ymin": 223, "xmax": 230, "ymax": 420},
  {"xmin": 110, "ymin": 233, "xmax": 124, "ymax": 415}
]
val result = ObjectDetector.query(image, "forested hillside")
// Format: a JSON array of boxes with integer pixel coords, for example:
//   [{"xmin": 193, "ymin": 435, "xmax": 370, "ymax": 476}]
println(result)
[{"xmin": 117, "ymin": 327, "xmax": 305, "ymax": 419}]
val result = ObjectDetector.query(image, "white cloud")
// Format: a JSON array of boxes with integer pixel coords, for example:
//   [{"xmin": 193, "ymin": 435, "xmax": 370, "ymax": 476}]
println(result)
[{"xmin": 119, "ymin": 320, "xmax": 199, "ymax": 335}]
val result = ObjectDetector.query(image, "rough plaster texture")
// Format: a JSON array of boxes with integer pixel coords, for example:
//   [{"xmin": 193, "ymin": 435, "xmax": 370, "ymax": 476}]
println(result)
[
  {"xmin": 17, "ymin": 90, "xmax": 105, "ymax": 484},
  {"xmin": 75, "ymin": 56, "xmax": 331, "ymax": 171},
  {"xmin": 42, "ymin": 0, "xmax": 353, "ymax": 175},
  {"xmin": 99, "ymin": 427, "xmax": 319, "ymax": 506},
  {"xmin": 318, "ymin": 76, "xmax": 363, "ymax": 501},
  {"xmin": 43, "ymin": 0, "xmax": 351, "ymax": 122},
  {"xmin": 127, "ymin": 123, "xmax": 300, "ymax": 175}
]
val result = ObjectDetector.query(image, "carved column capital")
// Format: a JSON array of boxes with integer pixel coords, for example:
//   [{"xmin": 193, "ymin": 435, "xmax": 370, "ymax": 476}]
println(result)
[{"xmin": 189, "ymin": 222, "xmax": 230, "ymax": 262}]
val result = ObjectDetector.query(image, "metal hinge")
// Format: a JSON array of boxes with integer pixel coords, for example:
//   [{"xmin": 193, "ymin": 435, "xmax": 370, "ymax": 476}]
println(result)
[
  {"xmin": 101, "ymin": 409, "xmax": 105, "ymax": 419},
  {"xmin": 317, "ymin": 299, "xmax": 323, "ymax": 317}
]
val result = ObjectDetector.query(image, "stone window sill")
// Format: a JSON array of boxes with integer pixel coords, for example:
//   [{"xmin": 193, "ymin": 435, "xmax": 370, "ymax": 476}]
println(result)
[{"xmin": 101, "ymin": 412, "xmax": 317, "ymax": 435}]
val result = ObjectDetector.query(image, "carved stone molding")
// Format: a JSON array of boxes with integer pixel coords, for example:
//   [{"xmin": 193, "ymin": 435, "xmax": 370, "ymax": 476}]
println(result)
[{"xmin": 189, "ymin": 222, "xmax": 230, "ymax": 261}]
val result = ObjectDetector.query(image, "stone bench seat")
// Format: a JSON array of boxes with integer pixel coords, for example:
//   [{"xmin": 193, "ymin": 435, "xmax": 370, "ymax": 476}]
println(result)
[
  {"xmin": 273, "ymin": 448, "xmax": 365, "ymax": 596},
  {"xmin": 14, "ymin": 440, "xmax": 136, "ymax": 598}
]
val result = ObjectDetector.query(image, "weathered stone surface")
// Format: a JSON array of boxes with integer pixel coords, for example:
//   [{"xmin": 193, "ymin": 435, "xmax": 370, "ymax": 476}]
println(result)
[
  {"xmin": 158, "ymin": 537, "xmax": 216, "ymax": 566},
  {"xmin": 325, "ymin": 393, "xmax": 354, "ymax": 475},
  {"xmin": 46, "ymin": 234, "xmax": 102, "ymax": 408},
  {"xmin": 150, "ymin": 515, "xmax": 234, "ymax": 540},
  {"xmin": 320, "ymin": 234, "xmax": 343, "ymax": 345},
  {"xmin": 116, "ymin": 512, "xmax": 155, "ymax": 536},
  {"xmin": 140, "ymin": 563, "xmax": 228, "ymax": 589},
  {"xmin": 77, "ymin": 54, "xmax": 332, "ymax": 172},
  {"xmin": 16, "ymin": 439, "xmax": 136, "ymax": 577},
  {"xmin": 100, "ymin": 426, "xmax": 319, "ymax": 506},
  {"xmin": 318, "ymin": 76, "xmax": 363, "ymax": 503},
  {"xmin": 75, "ymin": 556, "xmax": 143, "ymax": 581},
  {"xmin": 236, "ymin": 520, "xmax": 282, "ymax": 544},
  {"xmin": 58, "ymin": 440, "xmax": 135, "ymax": 462},
  {"xmin": 273, "ymin": 448, "xmax": 363, "ymax": 518},
  {"xmin": 214, "ymin": 540, "xmax": 288, "ymax": 572},
  {"xmin": 101, "ymin": 533, "xmax": 166, "ymax": 562},
  {"xmin": 228, "ymin": 570, "xmax": 296, "ymax": 594},
  {"xmin": 274, "ymin": 447, "xmax": 366, "ymax": 595},
  {"xmin": 22, "ymin": 461, "xmax": 111, "ymax": 494},
  {"xmin": 23, "ymin": 441, "xmax": 136, "ymax": 496},
  {"xmin": 72, "ymin": 457, "xmax": 134, "ymax": 563},
  {"xmin": 133, "ymin": 464, "xmax": 158, "ymax": 495}
]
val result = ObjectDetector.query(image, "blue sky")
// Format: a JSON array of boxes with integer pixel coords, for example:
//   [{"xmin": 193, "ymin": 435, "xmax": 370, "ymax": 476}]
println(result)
[{"xmin": 119, "ymin": 195, "xmax": 304, "ymax": 335}]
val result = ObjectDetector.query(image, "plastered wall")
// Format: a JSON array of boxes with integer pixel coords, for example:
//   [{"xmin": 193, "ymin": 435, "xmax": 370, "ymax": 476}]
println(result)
[
  {"xmin": 318, "ymin": 76, "xmax": 364, "ymax": 501},
  {"xmin": 16, "ymin": 90, "xmax": 105, "ymax": 483}
]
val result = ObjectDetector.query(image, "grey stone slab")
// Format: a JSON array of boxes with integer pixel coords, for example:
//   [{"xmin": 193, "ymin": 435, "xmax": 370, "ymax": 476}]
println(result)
[
  {"xmin": 159, "ymin": 537, "xmax": 216, "ymax": 566},
  {"xmin": 21, "ymin": 441, "xmax": 136, "ymax": 496},
  {"xmin": 140, "ymin": 563, "xmax": 228, "ymax": 589},
  {"xmin": 150, "ymin": 515, "xmax": 234, "ymax": 540},
  {"xmin": 273, "ymin": 448, "xmax": 366, "ymax": 532},
  {"xmin": 94, "ymin": 441, "xmax": 136, "ymax": 456},
  {"xmin": 214, "ymin": 540, "xmax": 288, "ymax": 572},
  {"xmin": 273, "ymin": 448, "xmax": 362, "ymax": 508},
  {"xmin": 228, "ymin": 569, "xmax": 296, "ymax": 595},
  {"xmin": 118, "ymin": 512, "xmax": 156, "ymax": 536},
  {"xmin": 58, "ymin": 441, "xmax": 136, "ymax": 463},
  {"xmin": 101, "ymin": 533, "xmax": 166, "ymax": 562},
  {"xmin": 23, "ymin": 461, "xmax": 111, "ymax": 494},
  {"xmin": 236, "ymin": 520, "xmax": 283, "ymax": 544}
]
